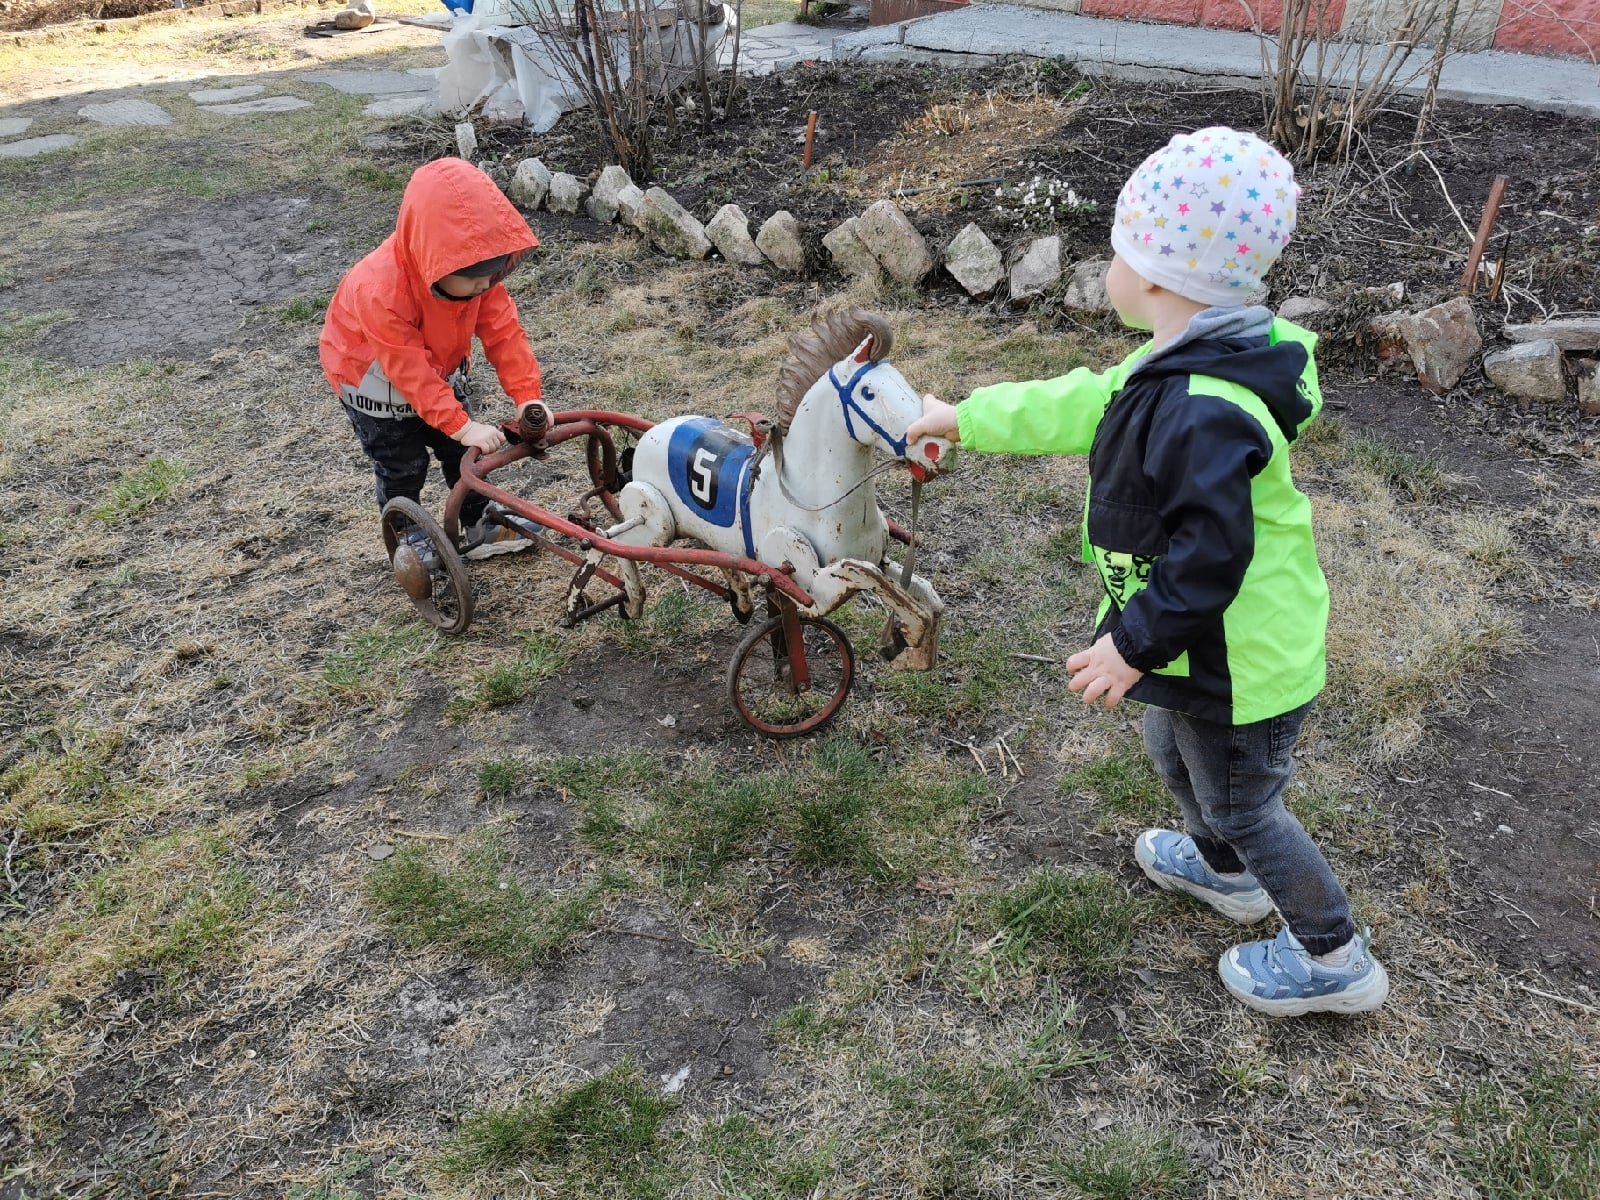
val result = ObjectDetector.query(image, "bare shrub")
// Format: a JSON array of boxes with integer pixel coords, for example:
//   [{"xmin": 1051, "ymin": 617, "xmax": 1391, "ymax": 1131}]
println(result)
[
  {"xmin": 514, "ymin": 0, "xmax": 741, "ymax": 176},
  {"xmin": 1247, "ymin": 0, "xmax": 1494, "ymax": 160}
]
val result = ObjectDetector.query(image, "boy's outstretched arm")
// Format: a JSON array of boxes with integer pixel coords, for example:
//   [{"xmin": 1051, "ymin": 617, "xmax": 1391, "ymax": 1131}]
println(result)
[{"xmin": 948, "ymin": 360, "xmax": 1136, "ymax": 455}]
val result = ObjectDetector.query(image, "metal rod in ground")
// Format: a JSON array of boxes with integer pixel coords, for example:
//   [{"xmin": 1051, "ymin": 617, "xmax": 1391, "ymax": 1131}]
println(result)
[
  {"xmin": 1460, "ymin": 175, "xmax": 1509, "ymax": 295},
  {"xmin": 802, "ymin": 110, "xmax": 818, "ymax": 170}
]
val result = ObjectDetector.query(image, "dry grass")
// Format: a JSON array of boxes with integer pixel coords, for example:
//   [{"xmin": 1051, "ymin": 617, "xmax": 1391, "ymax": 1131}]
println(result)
[{"xmin": 3, "ymin": 41, "xmax": 1598, "ymax": 1199}]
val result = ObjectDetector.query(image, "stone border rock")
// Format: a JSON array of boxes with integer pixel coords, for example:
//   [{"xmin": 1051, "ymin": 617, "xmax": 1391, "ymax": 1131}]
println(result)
[{"xmin": 499, "ymin": 156, "xmax": 1120, "ymax": 320}]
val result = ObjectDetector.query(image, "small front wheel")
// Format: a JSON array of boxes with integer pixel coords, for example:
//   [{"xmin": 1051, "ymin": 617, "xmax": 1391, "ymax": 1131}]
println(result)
[
  {"xmin": 381, "ymin": 497, "xmax": 474, "ymax": 634},
  {"xmin": 726, "ymin": 611, "xmax": 854, "ymax": 737}
]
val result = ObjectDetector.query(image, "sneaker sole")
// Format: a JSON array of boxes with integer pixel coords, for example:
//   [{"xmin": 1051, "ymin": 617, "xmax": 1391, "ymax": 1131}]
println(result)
[
  {"xmin": 464, "ymin": 536, "xmax": 533, "ymax": 561},
  {"xmin": 1218, "ymin": 954, "xmax": 1391, "ymax": 1017},
  {"xmin": 1135, "ymin": 842, "xmax": 1275, "ymax": 925}
]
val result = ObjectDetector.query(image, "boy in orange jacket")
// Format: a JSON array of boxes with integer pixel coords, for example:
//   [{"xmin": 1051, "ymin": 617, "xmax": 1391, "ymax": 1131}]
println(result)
[{"xmin": 321, "ymin": 157, "xmax": 551, "ymax": 557}]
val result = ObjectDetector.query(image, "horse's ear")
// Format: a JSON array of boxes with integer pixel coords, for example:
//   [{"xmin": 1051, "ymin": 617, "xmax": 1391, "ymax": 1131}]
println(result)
[{"xmin": 852, "ymin": 334, "xmax": 875, "ymax": 363}]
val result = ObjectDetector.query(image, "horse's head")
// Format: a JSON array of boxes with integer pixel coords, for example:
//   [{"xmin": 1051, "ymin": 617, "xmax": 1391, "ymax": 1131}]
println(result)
[
  {"xmin": 823, "ymin": 329, "xmax": 922, "ymax": 456},
  {"xmin": 778, "ymin": 311, "xmax": 951, "ymax": 478}
]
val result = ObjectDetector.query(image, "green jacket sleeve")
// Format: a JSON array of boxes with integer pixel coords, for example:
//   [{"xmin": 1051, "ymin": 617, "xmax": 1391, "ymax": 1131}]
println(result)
[{"xmin": 956, "ymin": 351, "xmax": 1143, "ymax": 455}]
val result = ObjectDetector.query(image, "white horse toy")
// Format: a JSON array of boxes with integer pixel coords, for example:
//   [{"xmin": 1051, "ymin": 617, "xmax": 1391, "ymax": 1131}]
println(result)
[{"xmin": 605, "ymin": 310, "xmax": 948, "ymax": 669}]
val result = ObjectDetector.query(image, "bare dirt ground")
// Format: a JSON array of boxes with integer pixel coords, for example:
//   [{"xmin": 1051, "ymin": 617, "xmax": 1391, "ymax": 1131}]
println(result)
[{"xmin": 2, "ymin": 10, "xmax": 1598, "ymax": 1200}]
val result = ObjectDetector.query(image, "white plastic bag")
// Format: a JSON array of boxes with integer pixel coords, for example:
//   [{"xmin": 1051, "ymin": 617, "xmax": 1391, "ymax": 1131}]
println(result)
[{"xmin": 436, "ymin": 11, "xmax": 575, "ymax": 130}]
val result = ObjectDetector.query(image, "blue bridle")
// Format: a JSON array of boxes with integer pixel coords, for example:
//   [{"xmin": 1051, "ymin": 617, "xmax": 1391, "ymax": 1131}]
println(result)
[{"xmin": 826, "ymin": 360, "xmax": 908, "ymax": 458}]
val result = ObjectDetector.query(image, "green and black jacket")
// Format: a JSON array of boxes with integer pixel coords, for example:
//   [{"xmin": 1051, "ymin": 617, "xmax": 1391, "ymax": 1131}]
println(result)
[{"xmin": 956, "ymin": 310, "xmax": 1328, "ymax": 726}]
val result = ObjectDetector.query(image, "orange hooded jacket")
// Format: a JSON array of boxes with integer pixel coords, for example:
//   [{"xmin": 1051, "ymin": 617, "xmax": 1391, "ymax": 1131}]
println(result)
[{"xmin": 320, "ymin": 158, "xmax": 542, "ymax": 437}]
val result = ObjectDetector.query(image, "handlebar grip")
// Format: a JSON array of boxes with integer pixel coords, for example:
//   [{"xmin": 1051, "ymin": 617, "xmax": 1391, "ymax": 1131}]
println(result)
[{"xmin": 519, "ymin": 403, "xmax": 550, "ymax": 442}]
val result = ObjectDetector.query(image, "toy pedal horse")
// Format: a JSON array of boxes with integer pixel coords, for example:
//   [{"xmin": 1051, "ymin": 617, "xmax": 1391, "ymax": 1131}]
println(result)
[{"xmin": 604, "ymin": 310, "xmax": 948, "ymax": 670}]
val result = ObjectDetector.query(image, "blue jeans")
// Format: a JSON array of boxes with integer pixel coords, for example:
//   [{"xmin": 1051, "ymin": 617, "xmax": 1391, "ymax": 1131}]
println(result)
[{"xmin": 1141, "ymin": 701, "xmax": 1355, "ymax": 956}]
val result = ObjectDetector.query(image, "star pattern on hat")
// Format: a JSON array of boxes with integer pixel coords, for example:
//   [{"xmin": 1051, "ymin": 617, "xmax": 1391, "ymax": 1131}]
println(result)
[{"xmin": 1114, "ymin": 126, "xmax": 1299, "ymax": 304}]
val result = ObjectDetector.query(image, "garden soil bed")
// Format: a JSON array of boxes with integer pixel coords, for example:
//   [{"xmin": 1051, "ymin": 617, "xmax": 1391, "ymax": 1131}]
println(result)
[{"xmin": 463, "ymin": 60, "xmax": 1600, "ymax": 340}]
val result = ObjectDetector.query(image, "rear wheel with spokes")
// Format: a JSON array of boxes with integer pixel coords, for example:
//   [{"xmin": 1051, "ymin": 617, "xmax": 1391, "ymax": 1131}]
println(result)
[{"xmin": 726, "ymin": 610, "xmax": 854, "ymax": 737}]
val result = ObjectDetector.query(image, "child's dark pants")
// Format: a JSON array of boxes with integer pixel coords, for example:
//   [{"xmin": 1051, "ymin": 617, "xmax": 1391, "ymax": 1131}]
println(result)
[
  {"xmin": 1141, "ymin": 701, "xmax": 1356, "ymax": 956},
  {"xmin": 343, "ymin": 405, "xmax": 489, "ymax": 527},
  {"xmin": 341, "ymin": 358, "xmax": 489, "ymax": 529}
]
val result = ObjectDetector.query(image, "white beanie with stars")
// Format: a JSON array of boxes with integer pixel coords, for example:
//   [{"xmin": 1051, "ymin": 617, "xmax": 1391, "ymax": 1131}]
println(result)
[{"xmin": 1110, "ymin": 126, "xmax": 1299, "ymax": 308}]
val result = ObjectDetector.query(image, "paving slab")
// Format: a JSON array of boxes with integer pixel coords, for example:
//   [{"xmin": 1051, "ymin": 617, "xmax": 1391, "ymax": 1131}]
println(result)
[
  {"xmin": 189, "ymin": 85, "xmax": 266, "ymax": 103},
  {"xmin": 833, "ymin": 3, "xmax": 1600, "ymax": 120},
  {"xmin": 0, "ymin": 117, "xmax": 34, "ymax": 136},
  {"xmin": 199, "ymin": 96, "xmax": 315, "ymax": 116},
  {"xmin": 300, "ymin": 69, "xmax": 435, "ymax": 96},
  {"xmin": 0, "ymin": 134, "xmax": 80, "ymax": 158},
  {"xmin": 721, "ymin": 22, "xmax": 833, "ymax": 73},
  {"xmin": 78, "ymin": 99, "xmax": 173, "ymax": 126},
  {"xmin": 365, "ymin": 95, "xmax": 436, "ymax": 117}
]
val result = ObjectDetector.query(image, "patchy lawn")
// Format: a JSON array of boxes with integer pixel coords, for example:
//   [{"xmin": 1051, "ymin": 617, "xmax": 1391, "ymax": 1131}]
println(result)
[{"xmin": 2, "ymin": 12, "xmax": 1598, "ymax": 1199}]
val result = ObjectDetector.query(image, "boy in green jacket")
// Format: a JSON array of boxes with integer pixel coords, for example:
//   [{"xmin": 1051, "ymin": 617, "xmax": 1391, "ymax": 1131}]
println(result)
[{"xmin": 909, "ymin": 127, "xmax": 1388, "ymax": 1016}]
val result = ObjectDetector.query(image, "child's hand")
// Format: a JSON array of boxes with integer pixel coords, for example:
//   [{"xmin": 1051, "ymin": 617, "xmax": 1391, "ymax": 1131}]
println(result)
[
  {"xmin": 454, "ymin": 419, "xmax": 508, "ymax": 453},
  {"xmin": 905, "ymin": 394, "xmax": 961, "ymax": 444},
  {"xmin": 1066, "ymin": 634, "xmax": 1143, "ymax": 709}
]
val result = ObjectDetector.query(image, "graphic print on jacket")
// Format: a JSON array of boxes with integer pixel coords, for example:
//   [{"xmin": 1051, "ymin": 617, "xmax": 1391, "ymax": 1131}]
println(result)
[{"xmin": 1086, "ymin": 323, "xmax": 1326, "ymax": 724}]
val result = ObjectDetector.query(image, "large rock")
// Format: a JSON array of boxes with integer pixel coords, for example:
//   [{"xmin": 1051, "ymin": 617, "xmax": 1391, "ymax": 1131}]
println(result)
[
  {"xmin": 1064, "ymin": 258, "xmax": 1112, "ymax": 312},
  {"xmin": 508, "ymin": 157, "xmax": 551, "ymax": 209},
  {"xmin": 639, "ymin": 187, "xmax": 711, "ymax": 259},
  {"xmin": 547, "ymin": 172, "xmax": 588, "ymax": 215},
  {"xmin": 822, "ymin": 218, "xmax": 880, "ymax": 281},
  {"xmin": 189, "ymin": 86, "xmax": 264, "ymax": 103},
  {"xmin": 454, "ymin": 121, "xmax": 478, "ymax": 160},
  {"xmin": 1574, "ymin": 358, "xmax": 1600, "ymax": 417},
  {"xmin": 204, "ymin": 96, "xmax": 314, "ymax": 116},
  {"xmin": 586, "ymin": 165, "xmax": 633, "ymax": 223},
  {"xmin": 1484, "ymin": 340, "xmax": 1566, "ymax": 405},
  {"xmin": 1504, "ymin": 318, "xmax": 1600, "ymax": 352},
  {"xmin": 1009, "ymin": 236, "xmax": 1062, "ymax": 304},
  {"xmin": 706, "ymin": 204, "xmax": 764, "ymax": 266},
  {"xmin": 855, "ymin": 199, "xmax": 932, "ymax": 285},
  {"xmin": 1279, "ymin": 296, "xmax": 1334, "ymax": 326},
  {"xmin": 1397, "ymin": 296, "xmax": 1481, "ymax": 393},
  {"xmin": 755, "ymin": 211, "xmax": 805, "ymax": 272},
  {"xmin": 616, "ymin": 184, "xmax": 646, "ymax": 231},
  {"xmin": 0, "ymin": 134, "xmax": 80, "ymax": 158},
  {"xmin": 942, "ymin": 223, "xmax": 1004, "ymax": 298}
]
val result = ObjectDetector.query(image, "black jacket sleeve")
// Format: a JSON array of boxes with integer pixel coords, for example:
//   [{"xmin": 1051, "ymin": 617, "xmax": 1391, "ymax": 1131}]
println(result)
[{"xmin": 1111, "ymin": 387, "xmax": 1273, "ymax": 672}]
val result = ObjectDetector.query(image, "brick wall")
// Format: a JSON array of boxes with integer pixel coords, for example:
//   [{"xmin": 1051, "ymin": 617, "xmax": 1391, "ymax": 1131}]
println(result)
[{"xmin": 987, "ymin": 0, "xmax": 1600, "ymax": 58}]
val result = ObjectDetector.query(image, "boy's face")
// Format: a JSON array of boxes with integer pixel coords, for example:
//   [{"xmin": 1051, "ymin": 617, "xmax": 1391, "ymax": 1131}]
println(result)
[
  {"xmin": 435, "ymin": 272, "xmax": 495, "ymax": 299},
  {"xmin": 1105, "ymin": 254, "xmax": 1154, "ymax": 331}
]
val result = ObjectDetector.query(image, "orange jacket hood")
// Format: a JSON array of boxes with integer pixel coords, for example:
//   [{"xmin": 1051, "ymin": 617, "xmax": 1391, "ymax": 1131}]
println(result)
[
  {"xmin": 396, "ymin": 156, "xmax": 538, "ymax": 287},
  {"xmin": 320, "ymin": 158, "xmax": 544, "ymax": 436}
]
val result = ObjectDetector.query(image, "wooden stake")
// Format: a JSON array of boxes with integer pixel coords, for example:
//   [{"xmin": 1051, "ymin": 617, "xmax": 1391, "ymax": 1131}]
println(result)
[
  {"xmin": 802, "ymin": 110, "xmax": 818, "ymax": 171},
  {"xmin": 1460, "ymin": 175, "xmax": 1508, "ymax": 295}
]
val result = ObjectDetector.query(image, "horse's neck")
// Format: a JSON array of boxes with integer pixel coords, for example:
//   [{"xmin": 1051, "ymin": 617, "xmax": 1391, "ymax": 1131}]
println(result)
[{"xmin": 781, "ymin": 373, "xmax": 876, "ymax": 514}]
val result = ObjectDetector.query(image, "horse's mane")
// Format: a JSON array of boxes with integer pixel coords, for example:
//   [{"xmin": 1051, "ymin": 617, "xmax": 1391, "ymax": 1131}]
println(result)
[{"xmin": 773, "ymin": 310, "xmax": 894, "ymax": 430}]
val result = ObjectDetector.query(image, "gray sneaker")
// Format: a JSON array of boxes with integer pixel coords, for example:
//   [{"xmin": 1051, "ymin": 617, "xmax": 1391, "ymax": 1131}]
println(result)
[
  {"xmin": 1219, "ymin": 926, "xmax": 1390, "ymax": 1016},
  {"xmin": 463, "ymin": 502, "xmax": 536, "ymax": 560},
  {"xmin": 1134, "ymin": 829, "xmax": 1275, "ymax": 924}
]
